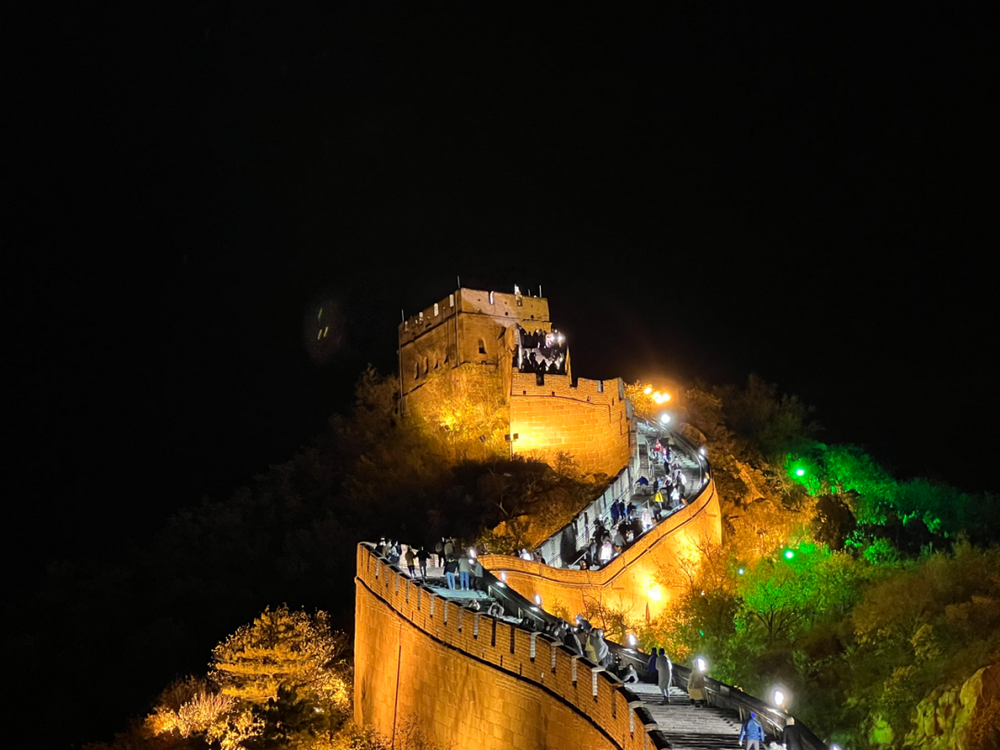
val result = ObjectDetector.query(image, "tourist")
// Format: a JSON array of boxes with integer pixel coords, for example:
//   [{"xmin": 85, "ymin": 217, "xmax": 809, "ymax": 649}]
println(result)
[
  {"xmin": 472, "ymin": 557, "xmax": 484, "ymax": 590},
  {"xmin": 435, "ymin": 538, "xmax": 445, "ymax": 567},
  {"xmin": 687, "ymin": 663, "xmax": 707, "ymax": 708},
  {"xmin": 487, "ymin": 601, "xmax": 504, "ymax": 618},
  {"xmin": 593, "ymin": 629, "xmax": 611, "ymax": 667},
  {"xmin": 738, "ymin": 711, "xmax": 766, "ymax": 750},
  {"xmin": 444, "ymin": 538, "xmax": 455, "ymax": 560},
  {"xmin": 403, "ymin": 546, "xmax": 416, "ymax": 577},
  {"xmin": 641, "ymin": 505, "xmax": 653, "ymax": 530},
  {"xmin": 613, "ymin": 528, "xmax": 625, "ymax": 550},
  {"xmin": 458, "ymin": 556, "xmax": 472, "ymax": 590},
  {"xmin": 655, "ymin": 648, "xmax": 672, "ymax": 705},
  {"xmin": 623, "ymin": 663, "xmax": 639, "ymax": 684},
  {"xmin": 444, "ymin": 558, "xmax": 458, "ymax": 590},
  {"xmin": 610, "ymin": 499, "xmax": 621, "ymax": 525},
  {"xmin": 467, "ymin": 599, "xmax": 481, "ymax": 612},
  {"xmin": 646, "ymin": 650, "xmax": 658, "ymax": 681},
  {"xmin": 416, "ymin": 547, "xmax": 430, "ymax": 578},
  {"xmin": 600, "ymin": 539, "xmax": 613, "ymax": 563},
  {"xmin": 563, "ymin": 626, "xmax": 584, "ymax": 656},
  {"xmin": 585, "ymin": 630, "xmax": 599, "ymax": 663}
]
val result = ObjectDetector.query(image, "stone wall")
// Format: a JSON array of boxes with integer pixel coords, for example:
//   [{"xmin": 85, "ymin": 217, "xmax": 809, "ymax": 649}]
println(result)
[
  {"xmin": 355, "ymin": 544, "xmax": 667, "ymax": 750},
  {"xmin": 509, "ymin": 372, "xmax": 631, "ymax": 478},
  {"xmin": 479, "ymin": 477, "xmax": 722, "ymax": 622}
]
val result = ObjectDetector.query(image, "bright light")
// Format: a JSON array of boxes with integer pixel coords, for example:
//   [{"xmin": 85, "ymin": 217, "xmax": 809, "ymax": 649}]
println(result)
[
  {"xmin": 795, "ymin": 468, "xmax": 806, "ymax": 477},
  {"xmin": 738, "ymin": 568, "xmax": 745, "ymax": 575},
  {"xmin": 659, "ymin": 413, "xmax": 671, "ymax": 424},
  {"xmin": 652, "ymin": 391, "xmax": 671, "ymax": 404},
  {"xmin": 644, "ymin": 386, "xmax": 653, "ymax": 395},
  {"xmin": 772, "ymin": 688, "xmax": 786, "ymax": 707},
  {"xmin": 468, "ymin": 547, "xmax": 477, "ymax": 558},
  {"xmin": 646, "ymin": 579, "xmax": 663, "ymax": 601},
  {"xmin": 784, "ymin": 550, "xmax": 795, "ymax": 560},
  {"xmin": 699, "ymin": 447, "xmax": 707, "ymax": 456},
  {"xmin": 500, "ymin": 571, "xmax": 507, "ymax": 582},
  {"xmin": 495, "ymin": 581, "xmax": 506, "ymax": 588},
  {"xmin": 534, "ymin": 594, "xmax": 542, "ymax": 606},
  {"xmin": 696, "ymin": 657, "xmax": 707, "ymax": 672},
  {"xmin": 830, "ymin": 745, "xmax": 841, "ymax": 750},
  {"xmin": 627, "ymin": 633, "xmax": 637, "ymax": 647}
]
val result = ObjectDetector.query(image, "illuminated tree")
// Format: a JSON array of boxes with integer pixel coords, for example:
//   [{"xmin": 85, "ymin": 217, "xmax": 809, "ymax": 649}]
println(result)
[{"xmin": 211, "ymin": 606, "xmax": 350, "ymax": 711}]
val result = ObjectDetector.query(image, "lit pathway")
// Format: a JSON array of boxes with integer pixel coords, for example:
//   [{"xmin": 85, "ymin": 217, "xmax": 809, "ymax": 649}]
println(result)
[{"xmin": 629, "ymin": 683, "xmax": 745, "ymax": 750}]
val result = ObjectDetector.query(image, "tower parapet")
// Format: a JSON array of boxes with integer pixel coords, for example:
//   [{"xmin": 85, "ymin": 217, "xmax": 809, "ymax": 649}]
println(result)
[{"xmin": 398, "ymin": 285, "xmax": 629, "ymax": 478}]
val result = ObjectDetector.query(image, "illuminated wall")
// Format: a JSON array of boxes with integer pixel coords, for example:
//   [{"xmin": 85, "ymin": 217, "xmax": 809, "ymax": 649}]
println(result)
[
  {"xmin": 355, "ymin": 544, "xmax": 668, "ymax": 750},
  {"xmin": 399, "ymin": 287, "xmax": 551, "ymax": 413},
  {"xmin": 509, "ymin": 372, "xmax": 631, "ymax": 478},
  {"xmin": 480, "ymin": 477, "xmax": 722, "ymax": 622}
]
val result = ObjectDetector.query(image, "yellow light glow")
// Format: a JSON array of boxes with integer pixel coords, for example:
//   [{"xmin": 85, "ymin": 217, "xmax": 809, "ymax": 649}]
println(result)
[
  {"xmin": 645, "ymin": 577, "xmax": 663, "ymax": 601},
  {"xmin": 643, "ymin": 386, "xmax": 653, "ymax": 395},
  {"xmin": 652, "ymin": 391, "xmax": 671, "ymax": 404}
]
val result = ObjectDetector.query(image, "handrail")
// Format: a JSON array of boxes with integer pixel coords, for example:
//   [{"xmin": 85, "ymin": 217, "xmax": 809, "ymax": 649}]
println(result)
[{"xmin": 522, "ymin": 420, "xmax": 711, "ymax": 570}]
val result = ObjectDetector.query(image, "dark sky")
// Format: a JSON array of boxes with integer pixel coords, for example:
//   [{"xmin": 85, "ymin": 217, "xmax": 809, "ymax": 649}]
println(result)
[{"xmin": 6, "ymin": 4, "xmax": 998, "ymax": 581}]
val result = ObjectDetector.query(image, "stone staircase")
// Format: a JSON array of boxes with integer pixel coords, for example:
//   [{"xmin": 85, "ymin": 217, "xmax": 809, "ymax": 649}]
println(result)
[{"xmin": 630, "ymin": 684, "xmax": 746, "ymax": 750}]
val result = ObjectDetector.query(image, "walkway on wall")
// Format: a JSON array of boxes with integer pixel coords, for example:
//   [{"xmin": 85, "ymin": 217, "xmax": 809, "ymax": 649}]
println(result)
[{"xmin": 630, "ymin": 684, "xmax": 744, "ymax": 750}]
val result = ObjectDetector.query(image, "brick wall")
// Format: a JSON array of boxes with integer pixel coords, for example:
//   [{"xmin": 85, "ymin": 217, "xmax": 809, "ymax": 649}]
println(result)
[
  {"xmin": 355, "ymin": 545, "xmax": 669, "ymax": 750},
  {"xmin": 479, "ymin": 477, "xmax": 722, "ymax": 622},
  {"xmin": 509, "ymin": 372, "xmax": 631, "ymax": 478}
]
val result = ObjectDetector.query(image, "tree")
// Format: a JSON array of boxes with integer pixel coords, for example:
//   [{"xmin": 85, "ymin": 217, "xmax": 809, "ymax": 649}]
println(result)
[{"xmin": 210, "ymin": 606, "xmax": 351, "ymax": 728}]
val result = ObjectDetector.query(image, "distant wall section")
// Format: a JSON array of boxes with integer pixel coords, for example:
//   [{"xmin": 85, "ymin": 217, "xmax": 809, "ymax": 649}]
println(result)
[{"xmin": 480, "ymin": 477, "xmax": 722, "ymax": 622}]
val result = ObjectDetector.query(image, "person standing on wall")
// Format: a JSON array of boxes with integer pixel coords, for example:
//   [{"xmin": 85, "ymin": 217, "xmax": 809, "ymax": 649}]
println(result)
[
  {"xmin": 444, "ymin": 557, "xmax": 458, "ymax": 590},
  {"xmin": 739, "ymin": 712, "xmax": 766, "ymax": 750},
  {"xmin": 403, "ymin": 546, "xmax": 416, "ymax": 577},
  {"xmin": 472, "ymin": 557, "xmax": 484, "ymax": 590},
  {"xmin": 435, "ymin": 538, "xmax": 445, "ymax": 568},
  {"xmin": 416, "ymin": 547, "xmax": 430, "ymax": 578},
  {"xmin": 458, "ymin": 555, "xmax": 472, "ymax": 590},
  {"xmin": 655, "ymin": 648, "xmax": 672, "ymax": 705}
]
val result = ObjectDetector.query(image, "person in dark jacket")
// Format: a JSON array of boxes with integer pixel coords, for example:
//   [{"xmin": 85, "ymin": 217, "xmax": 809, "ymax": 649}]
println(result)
[
  {"xmin": 444, "ymin": 558, "xmax": 458, "ymax": 590},
  {"xmin": 646, "ymin": 650, "xmax": 658, "ymax": 680},
  {"xmin": 415, "ymin": 547, "xmax": 430, "ymax": 578}
]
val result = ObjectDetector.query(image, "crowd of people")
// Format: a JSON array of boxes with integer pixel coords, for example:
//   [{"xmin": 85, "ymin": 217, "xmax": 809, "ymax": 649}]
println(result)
[{"xmin": 514, "ymin": 326, "xmax": 568, "ymax": 375}]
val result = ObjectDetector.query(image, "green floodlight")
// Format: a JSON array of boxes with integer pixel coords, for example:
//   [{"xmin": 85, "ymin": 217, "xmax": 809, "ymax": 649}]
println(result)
[
  {"xmin": 795, "ymin": 468, "xmax": 806, "ymax": 477},
  {"xmin": 784, "ymin": 549, "xmax": 795, "ymax": 560}
]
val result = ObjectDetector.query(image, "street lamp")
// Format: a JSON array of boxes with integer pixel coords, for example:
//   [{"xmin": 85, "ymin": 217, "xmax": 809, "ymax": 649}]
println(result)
[
  {"xmin": 659, "ymin": 413, "xmax": 671, "ymax": 425},
  {"xmin": 695, "ymin": 657, "xmax": 707, "ymax": 673},
  {"xmin": 771, "ymin": 687, "xmax": 787, "ymax": 708}
]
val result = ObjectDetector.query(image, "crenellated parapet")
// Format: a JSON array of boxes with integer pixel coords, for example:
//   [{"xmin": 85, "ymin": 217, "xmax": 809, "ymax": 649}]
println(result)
[{"xmin": 354, "ymin": 543, "xmax": 671, "ymax": 750}]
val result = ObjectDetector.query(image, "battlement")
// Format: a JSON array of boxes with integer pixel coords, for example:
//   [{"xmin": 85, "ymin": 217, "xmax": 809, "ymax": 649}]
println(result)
[
  {"xmin": 398, "ymin": 287, "xmax": 550, "ymax": 346},
  {"xmin": 354, "ymin": 543, "xmax": 669, "ymax": 750}
]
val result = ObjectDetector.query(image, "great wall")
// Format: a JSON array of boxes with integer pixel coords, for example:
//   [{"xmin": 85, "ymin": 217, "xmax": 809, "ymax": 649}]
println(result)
[{"xmin": 357, "ymin": 286, "xmax": 831, "ymax": 749}]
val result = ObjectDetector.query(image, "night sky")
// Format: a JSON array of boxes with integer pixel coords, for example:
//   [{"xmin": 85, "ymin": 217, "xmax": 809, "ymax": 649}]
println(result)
[{"xmin": 7, "ymin": 4, "xmax": 998, "ymax": 588}]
